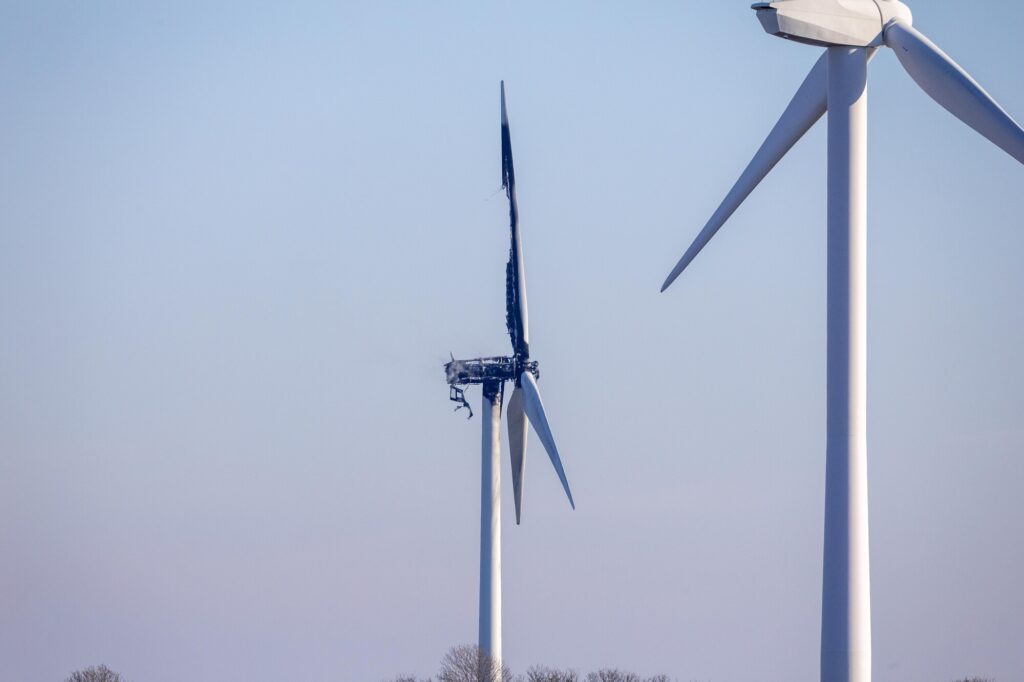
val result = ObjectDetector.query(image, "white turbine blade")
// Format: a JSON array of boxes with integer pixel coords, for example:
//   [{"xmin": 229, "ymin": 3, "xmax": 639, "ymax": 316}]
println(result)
[
  {"xmin": 661, "ymin": 51, "xmax": 830, "ymax": 292},
  {"xmin": 885, "ymin": 21, "xmax": 1024, "ymax": 165},
  {"xmin": 507, "ymin": 385, "xmax": 528, "ymax": 525},
  {"xmin": 519, "ymin": 372, "xmax": 574, "ymax": 509}
]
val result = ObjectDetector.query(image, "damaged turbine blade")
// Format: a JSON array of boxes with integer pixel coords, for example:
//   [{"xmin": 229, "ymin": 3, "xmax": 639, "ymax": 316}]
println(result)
[{"xmin": 501, "ymin": 81, "xmax": 530, "ymax": 358}]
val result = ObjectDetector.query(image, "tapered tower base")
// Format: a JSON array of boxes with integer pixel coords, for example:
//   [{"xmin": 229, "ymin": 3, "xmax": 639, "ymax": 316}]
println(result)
[
  {"xmin": 822, "ymin": 46, "xmax": 871, "ymax": 682},
  {"xmin": 478, "ymin": 381, "xmax": 503, "ymax": 667}
]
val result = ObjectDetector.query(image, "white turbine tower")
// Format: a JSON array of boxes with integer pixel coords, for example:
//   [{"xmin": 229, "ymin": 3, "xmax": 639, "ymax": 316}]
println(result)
[
  {"xmin": 445, "ymin": 81, "xmax": 576, "ymax": 671},
  {"xmin": 660, "ymin": 3, "xmax": 1024, "ymax": 682}
]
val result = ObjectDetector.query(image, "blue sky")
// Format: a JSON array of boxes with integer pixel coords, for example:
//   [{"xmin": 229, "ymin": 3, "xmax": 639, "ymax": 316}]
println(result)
[{"xmin": 1, "ymin": 2, "xmax": 1022, "ymax": 681}]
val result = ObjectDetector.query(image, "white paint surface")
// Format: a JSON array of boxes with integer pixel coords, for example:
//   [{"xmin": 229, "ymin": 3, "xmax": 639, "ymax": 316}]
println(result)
[
  {"xmin": 507, "ymin": 385, "xmax": 528, "ymax": 525},
  {"xmin": 821, "ymin": 46, "xmax": 871, "ymax": 682},
  {"xmin": 519, "ymin": 371, "xmax": 574, "ymax": 509},
  {"xmin": 478, "ymin": 389, "xmax": 502, "ymax": 666},
  {"xmin": 884, "ymin": 20, "xmax": 1024, "ymax": 165}
]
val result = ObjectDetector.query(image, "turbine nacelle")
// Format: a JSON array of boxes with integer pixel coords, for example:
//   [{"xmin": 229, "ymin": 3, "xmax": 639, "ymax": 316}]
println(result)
[
  {"xmin": 445, "ymin": 356, "xmax": 538, "ymax": 386},
  {"xmin": 753, "ymin": 0, "xmax": 912, "ymax": 47}
]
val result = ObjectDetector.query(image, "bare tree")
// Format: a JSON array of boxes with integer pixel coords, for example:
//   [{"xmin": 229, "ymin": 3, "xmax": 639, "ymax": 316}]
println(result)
[
  {"xmin": 386, "ymin": 648, "xmax": 678, "ymax": 682},
  {"xmin": 437, "ymin": 645, "xmax": 512, "ymax": 682},
  {"xmin": 525, "ymin": 665, "xmax": 580, "ymax": 682},
  {"xmin": 65, "ymin": 665, "xmax": 124, "ymax": 682},
  {"xmin": 953, "ymin": 678, "xmax": 994, "ymax": 682},
  {"xmin": 584, "ymin": 672, "xmax": 671, "ymax": 682},
  {"xmin": 585, "ymin": 671, "xmax": 641, "ymax": 682}
]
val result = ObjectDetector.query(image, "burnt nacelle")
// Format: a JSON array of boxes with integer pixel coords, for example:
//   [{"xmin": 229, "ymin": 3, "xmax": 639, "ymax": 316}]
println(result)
[
  {"xmin": 445, "ymin": 356, "xmax": 539, "ymax": 386},
  {"xmin": 753, "ymin": 0, "xmax": 912, "ymax": 47}
]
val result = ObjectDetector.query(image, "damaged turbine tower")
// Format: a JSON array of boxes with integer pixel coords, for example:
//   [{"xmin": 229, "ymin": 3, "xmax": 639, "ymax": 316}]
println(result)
[{"xmin": 443, "ymin": 82, "xmax": 575, "ymax": 671}]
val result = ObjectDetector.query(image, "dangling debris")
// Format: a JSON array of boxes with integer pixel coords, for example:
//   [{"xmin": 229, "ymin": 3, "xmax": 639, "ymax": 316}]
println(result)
[{"xmin": 450, "ymin": 385, "xmax": 473, "ymax": 419}]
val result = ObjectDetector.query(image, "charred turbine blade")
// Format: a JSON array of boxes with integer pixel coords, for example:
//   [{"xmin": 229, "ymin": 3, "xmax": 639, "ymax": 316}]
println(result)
[
  {"xmin": 501, "ymin": 81, "xmax": 530, "ymax": 358},
  {"xmin": 501, "ymin": 81, "xmax": 516, "ymax": 190}
]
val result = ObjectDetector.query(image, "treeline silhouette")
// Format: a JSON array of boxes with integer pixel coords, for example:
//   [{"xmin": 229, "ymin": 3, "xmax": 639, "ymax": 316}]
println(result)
[
  {"xmin": 61, "ymin": 657, "xmax": 997, "ymax": 682},
  {"xmin": 382, "ymin": 647, "xmax": 999, "ymax": 682},
  {"xmin": 383, "ymin": 645, "xmax": 672, "ymax": 682}
]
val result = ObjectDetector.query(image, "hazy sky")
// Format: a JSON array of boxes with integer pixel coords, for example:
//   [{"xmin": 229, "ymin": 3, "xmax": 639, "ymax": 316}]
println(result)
[{"xmin": 2, "ymin": 2, "xmax": 1022, "ymax": 681}]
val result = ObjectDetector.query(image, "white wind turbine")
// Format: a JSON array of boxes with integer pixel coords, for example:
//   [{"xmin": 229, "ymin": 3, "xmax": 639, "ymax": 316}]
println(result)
[
  {"xmin": 659, "ymin": 3, "xmax": 1024, "ymax": 682},
  {"xmin": 444, "ymin": 81, "xmax": 575, "ymax": 669}
]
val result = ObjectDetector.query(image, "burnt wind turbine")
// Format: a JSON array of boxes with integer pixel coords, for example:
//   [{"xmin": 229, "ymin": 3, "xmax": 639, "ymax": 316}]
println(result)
[{"xmin": 444, "ymin": 82, "xmax": 575, "ymax": 669}]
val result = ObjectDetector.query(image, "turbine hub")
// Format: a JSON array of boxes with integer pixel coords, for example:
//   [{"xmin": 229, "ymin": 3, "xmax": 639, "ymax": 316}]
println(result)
[{"xmin": 753, "ymin": 0, "xmax": 912, "ymax": 47}]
